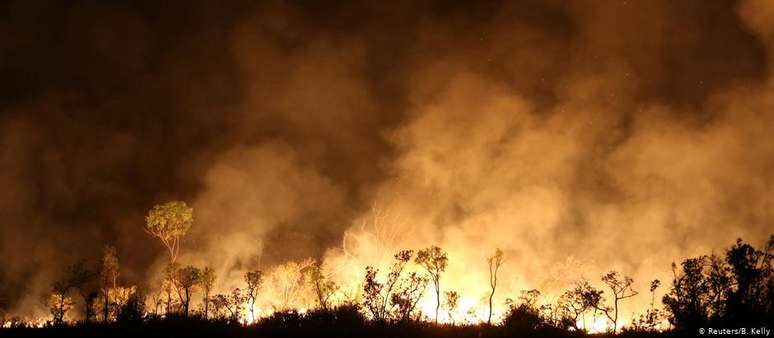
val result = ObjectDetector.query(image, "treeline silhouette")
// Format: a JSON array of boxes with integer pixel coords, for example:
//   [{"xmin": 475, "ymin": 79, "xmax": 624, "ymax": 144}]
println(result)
[{"xmin": 1, "ymin": 234, "xmax": 772, "ymax": 337}]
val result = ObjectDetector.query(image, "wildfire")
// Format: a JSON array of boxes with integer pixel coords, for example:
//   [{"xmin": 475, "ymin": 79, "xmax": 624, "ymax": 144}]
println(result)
[
  {"xmin": 417, "ymin": 295, "xmax": 495, "ymax": 324},
  {"xmin": 2, "ymin": 318, "xmax": 47, "ymax": 329},
  {"xmin": 3, "ymin": 200, "xmax": 765, "ymax": 335},
  {"xmin": 583, "ymin": 317, "xmax": 612, "ymax": 334}
]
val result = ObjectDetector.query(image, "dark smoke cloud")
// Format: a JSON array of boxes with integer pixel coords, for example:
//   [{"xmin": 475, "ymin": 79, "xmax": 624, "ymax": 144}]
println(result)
[{"xmin": 0, "ymin": 0, "xmax": 771, "ymax": 317}]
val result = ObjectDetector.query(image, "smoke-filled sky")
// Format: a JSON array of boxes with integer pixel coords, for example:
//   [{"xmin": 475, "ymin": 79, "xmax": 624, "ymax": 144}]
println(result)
[{"xmin": 1, "ymin": 0, "xmax": 774, "ymax": 318}]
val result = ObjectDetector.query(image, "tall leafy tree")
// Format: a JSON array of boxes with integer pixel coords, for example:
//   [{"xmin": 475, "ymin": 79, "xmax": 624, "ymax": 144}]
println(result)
[{"xmin": 144, "ymin": 201, "xmax": 193, "ymax": 264}]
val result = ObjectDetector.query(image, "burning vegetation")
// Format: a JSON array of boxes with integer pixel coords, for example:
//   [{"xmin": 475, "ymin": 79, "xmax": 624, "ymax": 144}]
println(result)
[
  {"xmin": 3, "ymin": 1, "xmax": 774, "ymax": 337},
  {"xmin": 0, "ymin": 200, "xmax": 771, "ymax": 336}
]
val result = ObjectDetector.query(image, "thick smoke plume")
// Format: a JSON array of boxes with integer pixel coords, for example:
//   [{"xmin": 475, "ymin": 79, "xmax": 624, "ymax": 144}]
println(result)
[{"xmin": 0, "ymin": 0, "xmax": 772, "ymax": 322}]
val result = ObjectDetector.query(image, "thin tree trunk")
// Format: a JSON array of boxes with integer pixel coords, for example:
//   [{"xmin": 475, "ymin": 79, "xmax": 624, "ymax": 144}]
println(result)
[
  {"xmin": 435, "ymin": 280, "xmax": 440, "ymax": 323},
  {"xmin": 184, "ymin": 289, "xmax": 190, "ymax": 316},
  {"xmin": 488, "ymin": 289, "xmax": 494, "ymax": 324},
  {"xmin": 613, "ymin": 298, "xmax": 619, "ymax": 333},
  {"xmin": 103, "ymin": 288, "xmax": 109, "ymax": 322},
  {"xmin": 203, "ymin": 291, "xmax": 209, "ymax": 319},
  {"xmin": 57, "ymin": 296, "xmax": 64, "ymax": 324},
  {"xmin": 165, "ymin": 289, "xmax": 171, "ymax": 314},
  {"xmin": 250, "ymin": 298, "xmax": 255, "ymax": 322},
  {"xmin": 488, "ymin": 265, "xmax": 496, "ymax": 325}
]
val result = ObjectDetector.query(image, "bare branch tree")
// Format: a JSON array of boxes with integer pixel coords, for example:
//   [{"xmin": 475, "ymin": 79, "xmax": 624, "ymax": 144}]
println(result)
[
  {"xmin": 362, "ymin": 250, "xmax": 414, "ymax": 321},
  {"xmin": 309, "ymin": 263, "xmax": 338, "ymax": 311},
  {"xmin": 416, "ymin": 246, "xmax": 448, "ymax": 323},
  {"xmin": 600, "ymin": 271, "xmax": 638, "ymax": 333},
  {"xmin": 390, "ymin": 272, "xmax": 429, "ymax": 322},
  {"xmin": 487, "ymin": 248, "xmax": 504, "ymax": 324},
  {"xmin": 245, "ymin": 270, "xmax": 264, "ymax": 322}
]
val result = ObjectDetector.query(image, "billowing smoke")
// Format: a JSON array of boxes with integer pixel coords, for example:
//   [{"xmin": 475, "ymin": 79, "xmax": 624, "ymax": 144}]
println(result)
[{"xmin": 0, "ymin": 0, "xmax": 772, "ymax": 323}]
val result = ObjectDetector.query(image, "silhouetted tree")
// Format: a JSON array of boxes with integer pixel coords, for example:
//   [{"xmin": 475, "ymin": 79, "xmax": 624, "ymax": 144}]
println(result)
[
  {"xmin": 245, "ymin": 270, "xmax": 264, "ymax": 322},
  {"xmin": 362, "ymin": 250, "xmax": 413, "ymax": 322},
  {"xmin": 226, "ymin": 288, "xmax": 246, "ymax": 322},
  {"xmin": 362, "ymin": 267, "xmax": 384, "ymax": 321},
  {"xmin": 176, "ymin": 265, "xmax": 202, "ymax": 316},
  {"xmin": 209, "ymin": 294, "xmax": 229, "ymax": 320},
  {"xmin": 519, "ymin": 289, "xmax": 541, "ymax": 309},
  {"xmin": 201, "ymin": 266, "xmax": 216, "ymax": 319},
  {"xmin": 661, "ymin": 236, "xmax": 774, "ymax": 330},
  {"xmin": 538, "ymin": 303, "xmax": 562, "ymax": 328},
  {"xmin": 650, "ymin": 279, "xmax": 661, "ymax": 308},
  {"xmin": 599, "ymin": 271, "xmax": 638, "ymax": 333},
  {"xmin": 100, "ymin": 245, "xmax": 119, "ymax": 322},
  {"xmin": 162, "ymin": 263, "xmax": 180, "ymax": 314},
  {"xmin": 104, "ymin": 286, "xmax": 137, "ymax": 319},
  {"xmin": 706, "ymin": 254, "xmax": 731, "ymax": 319},
  {"xmin": 116, "ymin": 291, "xmax": 145, "ymax": 323},
  {"xmin": 390, "ymin": 272, "xmax": 429, "ymax": 322},
  {"xmin": 487, "ymin": 248, "xmax": 504, "ymax": 325},
  {"xmin": 557, "ymin": 279, "xmax": 600, "ymax": 331},
  {"xmin": 46, "ymin": 280, "xmax": 73, "ymax": 325},
  {"xmin": 149, "ymin": 291, "xmax": 163, "ymax": 316},
  {"xmin": 557, "ymin": 291, "xmax": 583, "ymax": 330},
  {"xmin": 578, "ymin": 281, "xmax": 604, "ymax": 331},
  {"xmin": 662, "ymin": 257, "xmax": 710, "ymax": 329},
  {"xmin": 144, "ymin": 201, "xmax": 193, "ymax": 264},
  {"xmin": 444, "ymin": 291, "xmax": 460, "ymax": 324},
  {"xmin": 67, "ymin": 261, "xmax": 98, "ymax": 322},
  {"xmin": 630, "ymin": 279, "xmax": 663, "ymax": 332},
  {"xmin": 208, "ymin": 288, "xmax": 245, "ymax": 322},
  {"xmin": 724, "ymin": 237, "xmax": 772, "ymax": 322},
  {"xmin": 503, "ymin": 290, "xmax": 543, "ymax": 331},
  {"xmin": 765, "ymin": 235, "xmax": 774, "ymax": 316},
  {"xmin": 415, "ymin": 246, "xmax": 448, "ymax": 323},
  {"xmin": 309, "ymin": 263, "xmax": 337, "ymax": 311}
]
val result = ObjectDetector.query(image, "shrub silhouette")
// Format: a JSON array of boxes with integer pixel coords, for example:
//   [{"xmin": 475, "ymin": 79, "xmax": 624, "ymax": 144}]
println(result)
[
  {"xmin": 2, "ymin": 235, "xmax": 773, "ymax": 338},
  {"xmin": 662, "ymin": 236, "xmax": 774, "ymax": 332}
]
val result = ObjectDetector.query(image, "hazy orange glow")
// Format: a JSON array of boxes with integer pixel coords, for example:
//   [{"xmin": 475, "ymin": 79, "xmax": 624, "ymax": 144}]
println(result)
[{"xmin": 1, "ymin": 1, "xmax": 774, "ymax": 334}]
